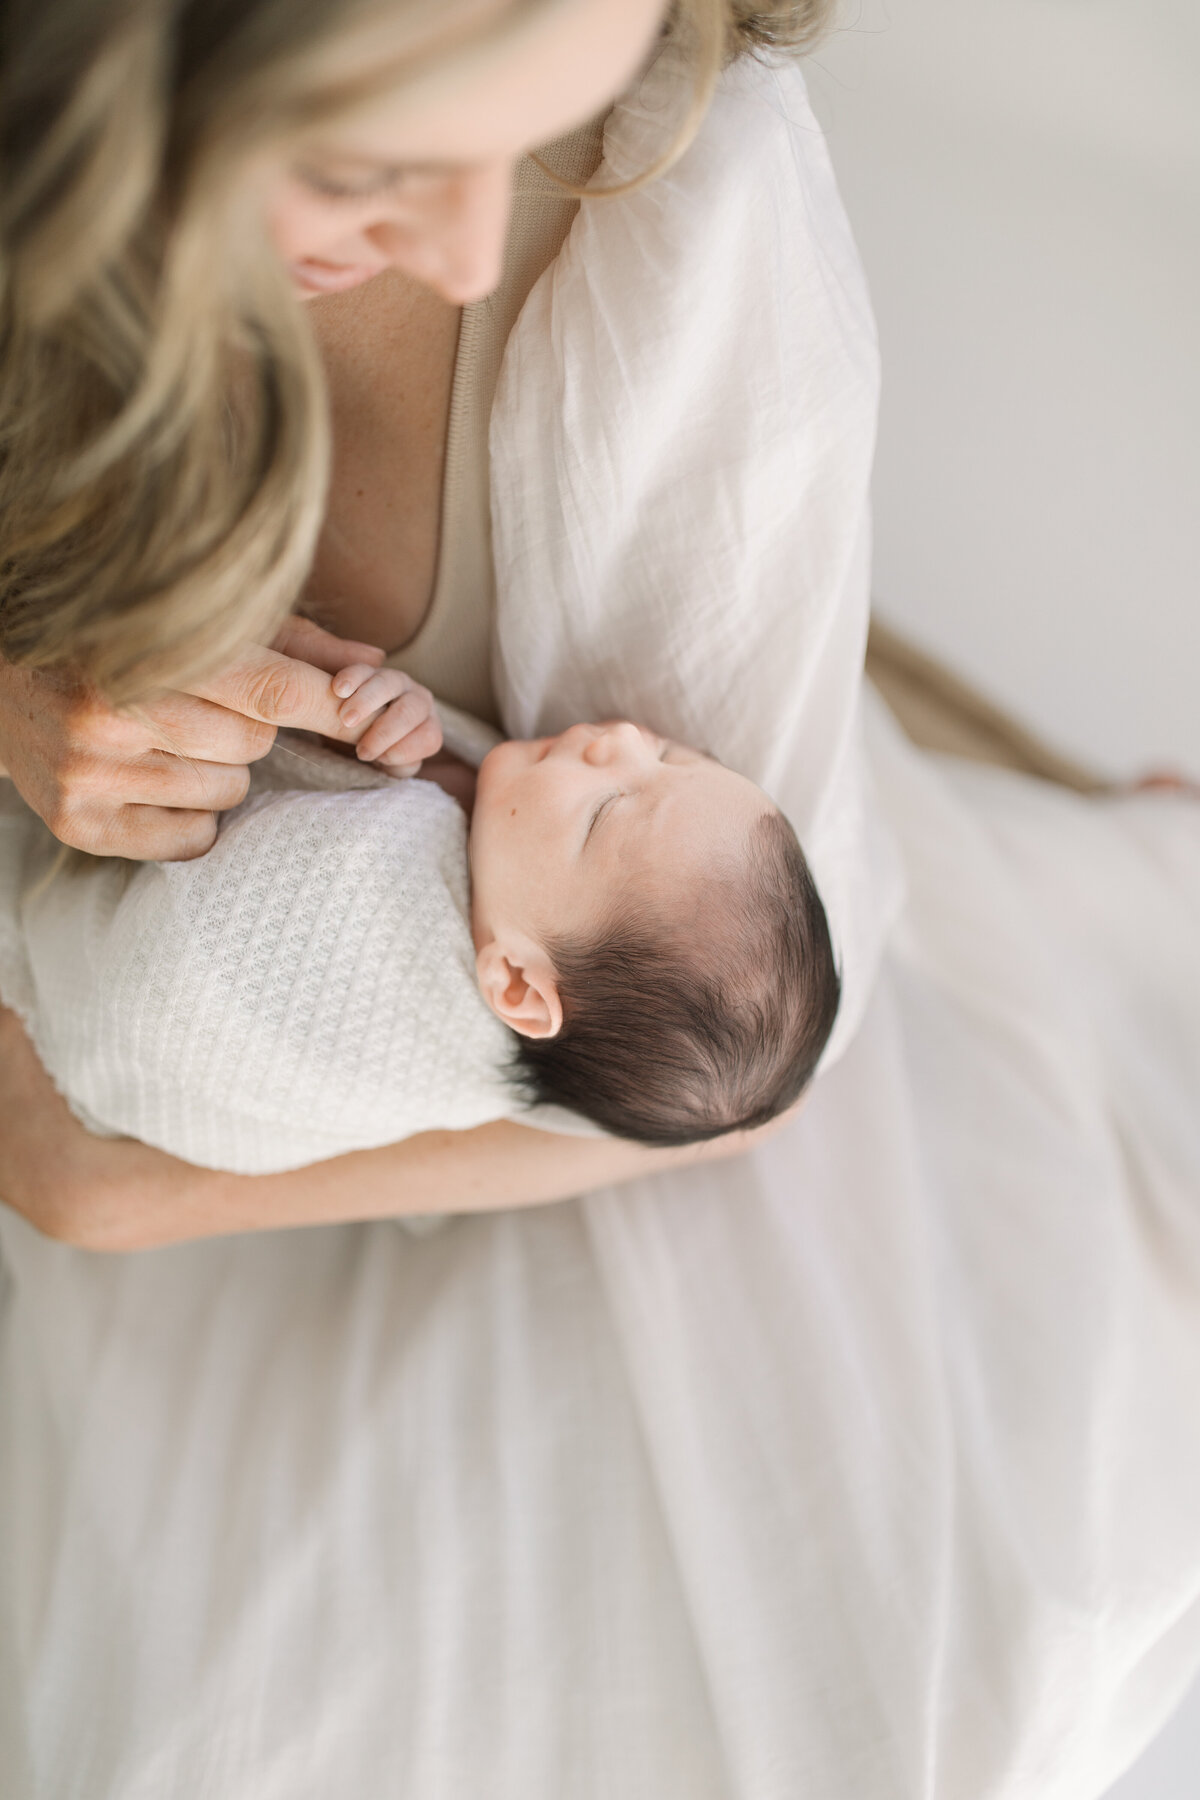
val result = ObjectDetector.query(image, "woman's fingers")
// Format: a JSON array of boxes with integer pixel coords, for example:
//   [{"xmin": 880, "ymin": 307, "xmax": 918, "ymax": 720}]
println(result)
[
  {"xmin": 1, "ymin": 657, "xmax": 299, "ymax": 860},
  {"xmin": 0, "ymin": 1003, "xmax": 78, "ymax": 1236},
  {"xmin": 51, "ymin": 801, "xmax": 222, "ymax": 862},
  {"xmin": 128, "ymin": 691, "xmax": 277, "ymax": 765},
  {"xmin": 109, "ymin": 805, "xmax": 222, "ymax": 862},
  {"xmin": 271, "ymin": 616, "xmax": 386, "ymax": 677},
  {"xmin": 186, "ymin": 643, "xmax": 355, "ymax": 741},
  {"xmin": 0, "ymin": 1003, "xmax": 179, "ymax": 1249},
  {"xmin": 0, "ymin": 633, "xmax": 407, "ymax": 862},
  {"xmin": 123, "ymin": 755, "xmax": 252, "ymax": 813}
]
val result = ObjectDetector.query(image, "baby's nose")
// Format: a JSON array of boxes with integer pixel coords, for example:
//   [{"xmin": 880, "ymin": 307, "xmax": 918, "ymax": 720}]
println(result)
[{"xmin": 582, "ymin": 722, "xmax": 643, "ymax": 765}]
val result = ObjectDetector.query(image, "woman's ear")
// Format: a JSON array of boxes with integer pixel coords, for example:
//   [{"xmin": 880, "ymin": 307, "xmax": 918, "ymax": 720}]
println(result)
[{"xmin": 475, "ymin": 938, "xmax": 563, "ymax": 1039}]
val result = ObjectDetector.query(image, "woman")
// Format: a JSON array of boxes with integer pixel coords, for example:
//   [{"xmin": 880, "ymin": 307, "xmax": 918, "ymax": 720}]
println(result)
[
  {"xmin": 3, "ymin": 3, "xmax": 1200, "ymax": 1797},
  {"xmin": 0, "ymin": 0, "xmax": 888, "ymax": 1222}
]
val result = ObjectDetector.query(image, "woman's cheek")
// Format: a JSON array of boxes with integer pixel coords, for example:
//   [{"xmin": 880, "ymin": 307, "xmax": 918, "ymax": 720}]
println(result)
[{"xmin": 264, "ymin": 185, "xmax": 354, "ymax": 266}]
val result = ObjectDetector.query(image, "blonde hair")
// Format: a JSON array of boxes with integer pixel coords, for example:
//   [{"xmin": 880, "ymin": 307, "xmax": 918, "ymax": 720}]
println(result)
[{"xmin": 0, "ymin": 0, "xmax": 838, "ymax": 703}]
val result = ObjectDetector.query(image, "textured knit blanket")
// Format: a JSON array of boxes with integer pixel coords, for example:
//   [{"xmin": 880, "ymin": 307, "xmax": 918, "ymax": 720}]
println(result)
[{"xmin": 0, "ymin": 725, "xmax": 518, "ymax": 1173}]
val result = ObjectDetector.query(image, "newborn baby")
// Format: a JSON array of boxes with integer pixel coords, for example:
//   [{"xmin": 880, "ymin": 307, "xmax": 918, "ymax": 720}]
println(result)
[
  {"xmin": 468, "ymin": 720, "xmax": 839, "ymax": 1145},
  {"xmin": 330, "ymin": 656, "xmax": 841, "ymax": 1146},
  {"xmin": 0, "ymin": 677, "xmax": 839, "ymax": 1173}
]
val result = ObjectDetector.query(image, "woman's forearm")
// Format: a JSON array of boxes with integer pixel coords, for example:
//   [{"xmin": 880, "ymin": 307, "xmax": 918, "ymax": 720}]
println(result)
[
  {"xmin": 166, "ymin": 1123, "xmax": 733, "ymax": 1242},
  {"xmin": 0, "ymin": 1011, "xmax": 765, "ymax": 1250},
  {"xmin": 61, "ymin": 1120, "xmax": 753, "ymax": 1251}
]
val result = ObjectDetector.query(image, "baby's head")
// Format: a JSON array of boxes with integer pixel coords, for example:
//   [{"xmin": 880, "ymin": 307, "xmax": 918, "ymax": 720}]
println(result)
[{"xmin": 468, "ymin": 722, "xmax": 840, "ymax": 1147}]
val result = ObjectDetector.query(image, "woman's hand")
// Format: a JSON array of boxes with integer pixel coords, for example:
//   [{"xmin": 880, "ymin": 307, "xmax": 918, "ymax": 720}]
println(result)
[
  {"xmin": 0, "ymin": 618, "xmax": 387, "ymax": 862},
  {"xmin": 0, "ymin": 1004, "xmax": 791, "ymax": 1253},
  {"xmin": 0, "ymin": 1003, "xmax": 278, "ymax": 1250},
  {"xmin": 0, "ymin": 1004, "xmax": 157, "ymax": 1248}
]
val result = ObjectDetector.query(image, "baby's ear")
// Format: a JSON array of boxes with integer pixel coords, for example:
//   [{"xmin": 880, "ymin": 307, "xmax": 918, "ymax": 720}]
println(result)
[{"xmin": 475, "ymin": 939, "xmax": 563, "ymax": 1039}]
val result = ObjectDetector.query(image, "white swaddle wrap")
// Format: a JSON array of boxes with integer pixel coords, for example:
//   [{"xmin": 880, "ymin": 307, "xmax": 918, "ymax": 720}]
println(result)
[{"xmin": 0, "ymin": 718, "xmax": 516, "ymax": 1174}]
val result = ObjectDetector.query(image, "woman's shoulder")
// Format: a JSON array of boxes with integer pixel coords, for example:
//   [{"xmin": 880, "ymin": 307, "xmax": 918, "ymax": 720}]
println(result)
[
  {"xmin": 550, "ymin": 41, "xmax": 876, "ymax": 386},
  {"xmin": 604, "ymin": 40, "xmax": 846, "ymax": 218},
  {"xmin": 609, "ymin": 41, "xmax": 795, "ymax": 155}
]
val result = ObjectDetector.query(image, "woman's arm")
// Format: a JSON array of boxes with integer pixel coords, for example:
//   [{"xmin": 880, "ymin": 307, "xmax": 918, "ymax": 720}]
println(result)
[{"xmin": 0, "ymin": 1006, "xmax": 776, "ymax": 1252}]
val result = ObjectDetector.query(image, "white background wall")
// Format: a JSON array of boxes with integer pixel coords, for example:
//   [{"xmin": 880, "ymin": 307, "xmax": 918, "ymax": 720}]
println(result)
[
  {"xmin": 806, "ymin": 0, "xmax": 1199, "ymax": 779},
  {"xmin": 806, "ymin": 7, "xmax": 1200, "ymax": 1792},
  {"xmin": 1102, "ymin": 1690, "xmax": 1200, "ymax": 1800}
]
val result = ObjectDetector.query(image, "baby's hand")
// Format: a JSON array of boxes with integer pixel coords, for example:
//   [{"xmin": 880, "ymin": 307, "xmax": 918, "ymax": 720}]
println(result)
[{"xmin": 331, "ymin": 665, "xmax": 443, "ymax": 776}]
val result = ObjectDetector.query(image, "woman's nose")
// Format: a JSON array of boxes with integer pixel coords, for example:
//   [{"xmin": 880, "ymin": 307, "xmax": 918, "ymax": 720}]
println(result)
[{"xmin": 370, "ymin": 161, "xmax": 514, "ymax": 305}]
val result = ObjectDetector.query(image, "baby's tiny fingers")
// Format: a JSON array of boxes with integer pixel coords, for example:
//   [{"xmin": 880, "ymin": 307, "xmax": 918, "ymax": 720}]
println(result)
[
  {"xmin": 339, "ymin": 670, "xmax": 427, "ymax": 731},
  {"xmin": 355, "ymin": 703, "xmax": 443, "ymax": 766},
  {"xmin": 332, "ymin": 662, "xmax": 386, "ymax": 703},
  {"xmin": 365, "ymin": 726, "xmax": 445, "ymax": 774}
]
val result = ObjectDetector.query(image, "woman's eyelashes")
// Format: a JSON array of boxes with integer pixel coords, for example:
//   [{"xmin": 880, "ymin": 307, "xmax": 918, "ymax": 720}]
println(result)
[{"xmin": 295, "ymin": 164, "xmax": 410, "ymax": 202}]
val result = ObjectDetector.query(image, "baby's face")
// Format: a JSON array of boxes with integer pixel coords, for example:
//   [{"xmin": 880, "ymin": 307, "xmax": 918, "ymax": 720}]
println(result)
[{"xmin": 469, "ymin": 722, "xmax": 774, "ymax": 949}]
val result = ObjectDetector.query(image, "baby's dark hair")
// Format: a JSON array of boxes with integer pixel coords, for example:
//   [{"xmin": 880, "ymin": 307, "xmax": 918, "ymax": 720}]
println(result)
[{"xmin": 509, "ymin": 810, "xmax": 840, "ymax": 1147}]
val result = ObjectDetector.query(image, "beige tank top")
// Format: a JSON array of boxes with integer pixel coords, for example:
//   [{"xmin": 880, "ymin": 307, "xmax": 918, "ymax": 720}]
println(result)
[{"xmin": 391, "ymin": 120, "xmax": 605, "ymax": 728}]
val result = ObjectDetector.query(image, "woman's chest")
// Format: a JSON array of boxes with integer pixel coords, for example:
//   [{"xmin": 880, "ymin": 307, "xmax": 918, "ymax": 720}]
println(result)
[{"xmin": 302, "ymin": 273, "xmax": 461, "ymax": 652}]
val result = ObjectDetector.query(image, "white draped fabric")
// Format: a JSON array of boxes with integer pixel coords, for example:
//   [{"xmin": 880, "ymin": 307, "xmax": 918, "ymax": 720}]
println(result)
[
  {"xmin": 492, "ymin": 47, "xmax": 901, "ymax": 1072},
  {"xmin": 2, "ymin": 49, "xmax": 1200, "ymax": 1800}
]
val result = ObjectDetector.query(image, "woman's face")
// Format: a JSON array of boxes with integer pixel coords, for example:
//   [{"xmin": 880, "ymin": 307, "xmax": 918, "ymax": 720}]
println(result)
[{"xmin": 263, "ymin": 0, "xmax": 666, "ymax": 304}]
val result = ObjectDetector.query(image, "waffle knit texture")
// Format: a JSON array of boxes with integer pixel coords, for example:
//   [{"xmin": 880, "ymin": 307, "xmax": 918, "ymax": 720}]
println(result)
[{"xmin": 0, "ymin": 736, "xmax": 515, "ymax": 1173}]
